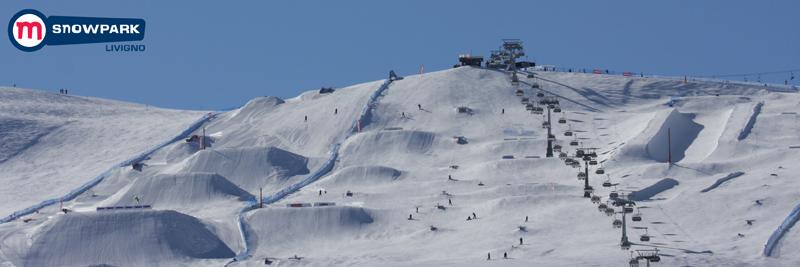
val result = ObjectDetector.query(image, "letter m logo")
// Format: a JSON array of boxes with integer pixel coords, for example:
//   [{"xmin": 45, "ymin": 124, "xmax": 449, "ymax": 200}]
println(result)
[{"xmin": 16, "ymin": 21, "xmax": 43, "ymax": 40}]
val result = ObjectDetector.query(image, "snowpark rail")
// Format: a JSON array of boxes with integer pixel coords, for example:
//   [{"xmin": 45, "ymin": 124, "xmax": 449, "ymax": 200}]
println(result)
[
  {"xmin": 763, "ymin": 202, "xmax": 800, "ymax": 257},
  {"xmin": 229, "ymin": 79, "xmax": 395, "ymax": 263},
  {"xmin": 0, "ymin": 112, "xmax": 219, "ymax": 224}
]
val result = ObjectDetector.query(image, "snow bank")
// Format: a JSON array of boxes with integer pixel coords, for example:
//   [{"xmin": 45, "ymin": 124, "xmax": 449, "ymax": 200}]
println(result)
[
  {"xmin": 245, "ymin": 206, "xmax": 373, "ymax": 251},
  {"xmin": 0, "ymin": 117, "xmax": 60, "ymax": 164},
  {"xmin": 645, "ymin": 109, "xmax": 704, "ymax": 162},
  {"xmin": 323, "ymin": 165, "xmax": 402, "ymax": 185},
  {"xmin": 342, "ymin": 130, "xmax": 436, "ymax": 157},
  {"xmin": 180, "ymin": 146, "xmax": 309, "ymax": 190},
  {"xmin": 764, "ymin": 203, "xmax": 800, "ymax": 257},
  {"xmin": 738, "ymin": 102, "xmax": 763, "ymax": 140},
  {"xmin": 109, "ymin": 172, "xmax": 254, "ymax": 208},
  {"xmin": 25, "ymin": 210, "xmax": 234, "ymax": 267},
  {"xmin": 700, "ymin": 172, "xmax": 745, "ymax": 193},
  {"xmin": 627, "ymin": 178, "xmax": 679, "ymax": 201}
]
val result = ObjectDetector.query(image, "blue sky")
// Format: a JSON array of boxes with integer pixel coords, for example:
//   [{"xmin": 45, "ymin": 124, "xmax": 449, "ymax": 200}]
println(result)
[{"xmin": 2, "ymin": 1, "xmax": 798, "ymax": 110}]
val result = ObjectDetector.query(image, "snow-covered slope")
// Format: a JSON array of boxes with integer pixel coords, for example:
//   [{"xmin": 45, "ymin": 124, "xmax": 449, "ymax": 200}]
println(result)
[
  {"xmin": 1, "ymin": 67, "xmax": 799, "ymax": 266},
  {"xmin": 0, "ymin": 87, "xmax": 207, "ymax": 216}
]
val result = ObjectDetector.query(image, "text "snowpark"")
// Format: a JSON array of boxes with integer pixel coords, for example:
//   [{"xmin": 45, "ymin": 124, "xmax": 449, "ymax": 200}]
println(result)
[
  {"xmin": 52, "ymin": 24, "xmax": 141, "ymax": 35},
  {"xmin": 8, "ymin": 9, "xmax": 145, "ymax": 52}
]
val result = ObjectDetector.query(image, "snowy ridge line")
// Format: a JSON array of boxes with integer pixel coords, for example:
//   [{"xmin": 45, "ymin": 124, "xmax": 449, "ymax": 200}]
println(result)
[
  {"xmin": 230, "ymin": 79, "xmax": 394, "ymax": 263},
  {"xmin": 738, "ymin": 102, "xmax": 763, "ymax": 140},
  {"xmin": 0, "ymin": 112, "xmax": 219, "ymax": 224},
  {"xmin": 764, "ymin": 202, "xmax": 800, "ymax": 257},
  {"xmin": 647, "ymin": 75, "xmax": 799, "ymax": 93}
]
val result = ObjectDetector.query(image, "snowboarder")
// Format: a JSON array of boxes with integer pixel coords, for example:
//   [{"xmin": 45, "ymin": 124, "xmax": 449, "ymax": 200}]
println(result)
[
  {"xmin": 418, "ymin": 104, "xmax": 422, "ymax": 110},
  {"xmin": 448, "ymin": 199, "xmax": 452, "ymax": 206},
  {"xmin": 401, "ymin": 112, "xmax": 406, "ymax": 118},
  {"xmin": 487, "ymin": 253, "xmax": 491, "ymax": 260},
  {"xmin": 335, "ymin": 108, "xmax": 338, "ymax": 115},
  {"xmin": 519, "ymin": 237, "xmax": 523, "ymax": 245},
  {"xmin": 319, "ymin": 189, "xmax": 323, "ymax": 196},
  {"xmin": 525, "ymin": 216, "xmax": 528, "ymax": 222},
  {"xmin": 472, "ymin": 212, "xmax": 477, "ymax": 219},
  {"xmin": 416, "ymin": 206, "xmax": 419, "ymax": 213},
  {"xmin": 408, "ymin": 214, "xmax": 413, "ymax": 220},
  {"xmin": 504, "ymin": 252, "xmax": 508, "ymax": 259},
  {"xmin": 134, "ymin": 196, "xmax": 141, "ymax": 204},
  {"xmin": 467, "ymin": 216, "xmax": 472, "ymax": 221},
  {"xmin": 502, "ymin": 108, "xmax": 505, "ymax": 114},
  {"xmin": 304, "ymin": 115, "xmax": 308, "ymax": 122}
]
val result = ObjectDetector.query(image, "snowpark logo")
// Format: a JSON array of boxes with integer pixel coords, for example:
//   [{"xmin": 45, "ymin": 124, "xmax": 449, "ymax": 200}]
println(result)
[{"xmin": 8, "ymin": 9, "xmax": 145, "ymax": 52}]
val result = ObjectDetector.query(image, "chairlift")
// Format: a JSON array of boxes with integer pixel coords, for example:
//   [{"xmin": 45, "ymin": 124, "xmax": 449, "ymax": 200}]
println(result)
[
  {"xmin": 632, "ymin": 208, "xmax": 642, "ymax": 221},
  {"xmin": 640, "ymin": 228, "xmax": 650, "ymax": 242},
  {"xmin": 515, "ymin": 89, "xmax": 524, "ymax": 96},
  {"xmin": 569, "ymin": 140, "xmax": 579, "ymax": 146},
  {"xmin": 558, "ymin": 152, "xmax": 568, "ymax": 158},
  {"xmin": 533, "ymin": 106, "xmax": 544, "ymax": 114},
  {"xmin": 602, "ymin": 178, "xmax": 612, "ymax": 187},
  {"xmin": 624, "ymin": 206, "xmax": 634, "ymax": 213},
  {"xmin": 527, "ymin": 73, "xmax": 535, "ymax": 78},
  {"xmin": 526, "ymin": 103, "xmax": 534, "ymax": 111},
  {"xmin": 553, "ymin": 107, "xmax": 561, "ymax": 113},
  {"xmin": 613, "ymin": 218, "xmax": 623, "ymax": 228},
  {"xmin": 610, "ymin": 191, "xmax": 619, "ymax": 199},
  {"xmin": 576, "ymin": 149, "xmax": 585, "ymax": 157},
  {"xmin": 589, "ymin": 160, "xmax": 598, "ymax": 165},
  {"xmin": 598, "ymin": 203, "xmax": 608, "ymax": 211},
  {"xmin": 596, "ymin": 168, "xmax": 605, "ymax": 174},
  {"xmin": 605, "ymin": 207, "xmax": 615, "ymax": 216},
  {"xmin": 536, "ymin": 92, "xmax": 545, "ymax": 97},
  {"xmin": 558, "ymin": 118, "xmax": 567, "ymax": 124},
  {"xmin": 548, "ymin": 134, "xmax": 556, "ymax": 141},
  {"xmin": 531, "ymin": 82, "xmax": 540, "ymax": 89},
  {"xmin": 564, "ymin": 131, "xmax": 573, "ymax": 137},
  {"xmin": 521, "ymin": 97, "xmax": 529, "ymax": 104},
  {"xmin": 577, "ymin": 172, "xmax": 587, "ymax": 180},
  {"xmin": 553, "ymin": 144, "xmax": 562, "ymax": 151},
  {"xmin": 591, "ymin": 195, "xmax": 601, "ymax": 203},
  {"xmin": 584, "ymin": 186, "xmax": 594, "ymax": 194},
  {"xmin": 542, "ymin": 121, "xmax": 550, "ymax": 128}
]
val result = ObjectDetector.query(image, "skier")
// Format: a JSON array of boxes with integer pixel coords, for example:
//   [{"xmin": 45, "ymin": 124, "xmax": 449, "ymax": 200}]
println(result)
[
  {"xmin": 134, "ymin": 196, "xmax": 141, "ymax": 204},
  {"xmin": 418, "ymin": 104, "xmax": 422, "ymax": 110},
  {"xmin": 467, "ymin": 216, "xmax": 472, "ymax": 221},
  {"xmin": 448, "ymin": 199, "xmax": 452, "ymax": 206},
  {"xmin": 504, "ymin": 252, "xmax": 508, "ymax": 259},
  {"xmin": 304, "ymin": 115, "xmax": 308, "ymax": 122},
  {"xmin": 335, "ymin": 108, "xmax": 338, "ymax": 115},
  {"xmin": 472, "ymin": 212, "xmax": 477, "ymax": 219},
  {"xmin": 519, "ymin": 237, "xmax": 523, "ymax": 245},
  {"xmin": 487, "ymin": 253, "xmax": 491, "ymax": 260},
  {"xmin": 502, "ymin": 108, "xmax": 505, "ymax": 114},
  {"xmin": 319, "ymin": 189, "xmax": 323, "ymax": 196},
  {"xmin": 525, "ymin": 216, "xmax": 528, "ymax": 222},
  {"xmin": 408, "ymin": 214, "xmax": 413, "ymax": 220},
  {"xmin": 416, "ymin": 206, "xmax": 419, "ymax": 213}
]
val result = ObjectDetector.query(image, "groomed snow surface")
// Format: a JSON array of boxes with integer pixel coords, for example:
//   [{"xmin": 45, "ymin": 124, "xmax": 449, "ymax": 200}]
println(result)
[{"xmin": 1, "ymin": 67, "xmax": 800, "ymax": 266}]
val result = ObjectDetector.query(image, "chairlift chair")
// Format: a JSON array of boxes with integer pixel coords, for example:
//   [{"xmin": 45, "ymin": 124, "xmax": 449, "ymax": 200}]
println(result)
[
  {"xmin": 598, "ymin": 203, "xmax": 608, "ymax": 211},
  {"xmin": 521, "ymin": 97, "xmax": 529, "ymax": 104},
  {"xmin": 542, "ymin": 121, "xmax": 550, "ymax": 128},
  {"xmin": 536, "ymin": 92, "xmax": 545, "ymax": 97},
  {"xmin": 558, "ymin": 152, "xmax": 568, "ymax": 158},
  {"xmin": 515, "ymin": 89, "xmax": 524, "ymax": 96},
  {"xmin": 564, "ymin": 131, "xmax": 573, "ymax": 137},
  {"xmin": 526, "ymin": 103, "xmax": 534, "ymax": 111},
  {"xmin": 577, "ymin": 172, "xmax": 587, "ymax": 180},
  {"xmin": 602, "ymin": 179, "xmax": 612, "ymax": 187},
  {"xmin": 596, "ymin": 168, "xmax": 605, "ymax": 174},
  {"xmin": 569, "ymin": 140, "xmax": 579, "ymax": 146},
  {"xmin": 558, "ymin": 118, "xmax": 567, "ymax": 124},
  {"xmin": 548, "ymin": 134, "xmax": 556, "ymax": 141},
  {"xmin": 632, "ymin": 208, "xmax": 642, "ymax": 221},
  {"xmin": 640, "ymin": 228, "xmax": 651, "ymax": 242},
  {"xmin": 610, "ymin": 191, "xmax": 619, "ymax": 198},
  {"xmin": 531, "ymin": 83, "xmax": 540, "ymax": 89},
  {"xmin": 613, "ymin": 218, "xmax": 623, "ymax": 228},
  {"xmin": 553, "ymin": 144, "xmax": 562, "ymax": 151},
  {"xmin": 575, "ymin": 149, "xmax": 585, "ymax": 157},
  {"xmin": 624, "ymin": 206, "xmax": 634, "ymax": 213},
  {"xmin": 589, "ymin": 160, "xmax": 598, "ymax": 165},
  {"xmin": 591, "ymin": 195, "xmax": 601, "ymax": 203},
  {"xmin": 605, "ymin": 207, "xmax": 615, "ymax": 216}
]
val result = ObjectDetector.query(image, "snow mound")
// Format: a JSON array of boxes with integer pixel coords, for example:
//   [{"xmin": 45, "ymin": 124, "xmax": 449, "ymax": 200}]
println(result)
[
  {"xmin": 323, "ymin": 165, "xmax": 402, "ymax": 185},
  {"xmin": 342, "ymin": 130, "xmax": 435, "ymax": 156},
  {"xmin": 25, "ymin": 210, "xmax": 233, "ymax": 267},
  {"xmin": 227, "ymin": 96, "xmax": 284, "ymax": 122},
  {"xmin": 645, "ymin": 109, "xmax": 704, "ymax": 162},
  {"xmin": 180, "ymin": 146, "xmax": 309, "ymax": 190},
  {"xmin": 628, "ymin": 178, "xmax": 679, "ymax": 201},
  {"xmin": 109, "ymin": 172, "xmax": 253, "ymax": 208},
  {"xmin": 245, "ymin": 206, "xmax": 373, "ymax": 252}
]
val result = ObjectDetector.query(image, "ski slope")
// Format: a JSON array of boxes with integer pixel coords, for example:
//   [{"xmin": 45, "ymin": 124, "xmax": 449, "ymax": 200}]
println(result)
[{"xmin": 2, "ymin": 67, "xmax": 800, "ymax": 266}]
